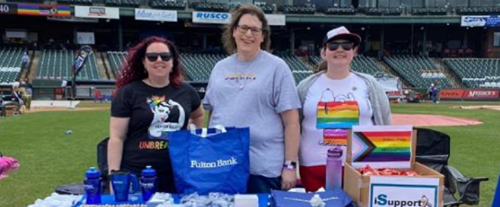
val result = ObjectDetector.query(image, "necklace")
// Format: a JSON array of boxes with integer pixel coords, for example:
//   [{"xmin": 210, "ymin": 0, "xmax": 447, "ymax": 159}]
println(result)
[
  {"xmin": 235, "ymin": 56, "xmax": 258, "ymax": 90},
  {"xmin": 351, "ymin": 73, "xmax": 357, "ymax": 91}
]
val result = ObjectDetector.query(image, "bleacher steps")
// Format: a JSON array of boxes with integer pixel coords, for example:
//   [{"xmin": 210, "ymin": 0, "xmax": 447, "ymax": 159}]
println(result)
[
  {"xmin": 298, "ymin": 56, "xmax": 315, "ymax": 71},
  {"xmin": 371, "ymin": 57, "xmax": 412, "ymax": 88},
  {"xmin": 28, "ymin": 51, "xmax": 41, "ymax": 81},
  {"xmin": 431, "ymin": 58, "xmax": 463, "ymax": 88},
  {"xmin": 96, "ymin": 52, "xmax": 111, "ymax": 80},
  {"xmin": 103, "ymin": 52, "xmax": 117, "ymax": 79}
]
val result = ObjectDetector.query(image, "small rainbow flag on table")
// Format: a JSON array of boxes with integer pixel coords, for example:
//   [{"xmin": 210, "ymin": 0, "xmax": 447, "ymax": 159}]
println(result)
[
  {"xmin": 353, "ymin": 130, "xmax": 412, "ymax": 162},
  {"xmin": 317, "ymin": 101, "xmax": 359, "ymax": 129}
]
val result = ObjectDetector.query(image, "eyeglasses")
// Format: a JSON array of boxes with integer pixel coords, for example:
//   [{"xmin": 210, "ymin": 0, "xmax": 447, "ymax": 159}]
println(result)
[
  {"xmin": 327, "ymin": 42, "xmax": 354, "ymax": 51},
  {"xmin": 145, "ymin": 52, "xmax": 172, "ymax": 62},
  {"xmin": 236, "ymin": 25, "xmax": 263, "ymax": 35}
]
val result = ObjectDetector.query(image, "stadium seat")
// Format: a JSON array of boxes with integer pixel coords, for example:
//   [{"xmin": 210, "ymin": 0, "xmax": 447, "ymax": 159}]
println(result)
[
  {"xmin": 180, "ymin": 53, "xmax": 226, "ymax": 82},
  {"xmin": 0, "ymin": 47, "xmax": 25, "ymax": 83},
  {"xmin": 37, "ymin": 49, "xmax": 101, "ymax": 81},
  {"xmin": 324, "ymin": 7, "xmax": 356, "ymax": 15},
  {"xmin": 444, "ymin": 58, "xmax": 500, "ymax": 88},
  {"xmin": 57, "ymin": 0, "xmax": 93, "ymax": 6},
  {"xmin": 280, "ymin": 5, "xmax": 316, "ymax": 14},
  {"xmin": 149, "ymin": 0, "xmax": 185, "ymax": 10},
  {"xmin": 385, "ymin": 55, "xmax": 452, "ymax": 88},
  {"xmin": 191, "ymin": 2, "xmax": 231, "ymax": 12}
]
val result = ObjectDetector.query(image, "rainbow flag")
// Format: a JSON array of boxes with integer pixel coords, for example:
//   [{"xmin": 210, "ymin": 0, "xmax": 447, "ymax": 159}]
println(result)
[
  {"xmin": 317, "ymin": 101, "xmax": 359, "ymax": 129},
  {"xmin": 18, "ymin": 4, "xmax": 70, "ymax": 17},
  {"xmin": 353, "ymin": 131, "xmax": 412, "ymax": 162}
]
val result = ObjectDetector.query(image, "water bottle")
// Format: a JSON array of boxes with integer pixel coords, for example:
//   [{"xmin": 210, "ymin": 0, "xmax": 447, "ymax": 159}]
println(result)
[
  {"xmin": 140, "ymin": 165, "xmax": 157, "ymax": 201},
  {"xmin": 84, "ymin": 167, "xmax": 101, "ymax": 204},
  {"xmin": 325, "ymin": 147, "xmax": 343, "ymax": 191}
]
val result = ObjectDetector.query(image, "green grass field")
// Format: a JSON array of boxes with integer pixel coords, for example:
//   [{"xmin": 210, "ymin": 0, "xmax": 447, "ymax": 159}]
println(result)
[{"xmin": 0, "ymin": 101, "xmax": 498, "ymax": 207}]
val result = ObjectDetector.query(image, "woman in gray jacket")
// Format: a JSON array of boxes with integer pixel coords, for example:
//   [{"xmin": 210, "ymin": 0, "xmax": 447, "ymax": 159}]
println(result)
[{"xmin": 297, "ymin": 26, "xmax": 391, "ymax": 192}]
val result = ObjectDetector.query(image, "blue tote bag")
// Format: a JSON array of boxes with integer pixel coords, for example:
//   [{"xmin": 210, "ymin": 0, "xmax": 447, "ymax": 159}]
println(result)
[{"xmin": 169, "ymin": 126, "xmax": 250, "ymax": 195}]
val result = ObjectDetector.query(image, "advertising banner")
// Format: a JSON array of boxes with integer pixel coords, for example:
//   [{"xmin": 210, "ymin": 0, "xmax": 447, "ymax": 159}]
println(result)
[
  {"xmin": 135, "ymin": 8, "xmax": 177, "ymax": 22},
  {"xmin": 17, "ymin": 3, "xmax": 70, "ymax": 17},
  {"xmin": 192, "ymin": 11, "xmax": 230, "ymax": 24},
  {"xmin": 369, "ymin": 176, "xmax": 439, "ymax": 207},
  {"xmin": 462, "ymin": 89, "xmax": 499, "ymax": 99},
  {"xmin": 440, "ymin": 89, "xmax": 499, "ymax": 100},
  {"xmin": 439, "ymin": 89, "xmax": 465, "ymax": 99},
  {"xmin": 73, "ymin": 45, "xmax": 93, "ymax": 77},
  {"xmin": 265, "ymin": 14, "xmax": 285, "ymax": 26},
  {"xmin": 192, "ymin": 12, "xmax": 286, "ymax": 26},
  {"xmin": 75, "ymin": 6, "xmax": 120, "ymax": 19},
  {"xmin": 76, "ymin": 32, "xmax": 95, "ymax": 45},
  {"xmin": 461, "ymin": 15, "xmax": 500, "ymax": 27},
  {"xmin": 0, "ymin": 3, "xmax": 17, "ymax": 15}
]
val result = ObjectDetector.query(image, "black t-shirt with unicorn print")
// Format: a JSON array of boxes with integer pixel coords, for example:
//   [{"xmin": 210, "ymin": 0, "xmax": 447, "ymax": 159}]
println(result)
[{"xmin": 112, "ymin": 80, "xmax": 200, "ymax": 193}]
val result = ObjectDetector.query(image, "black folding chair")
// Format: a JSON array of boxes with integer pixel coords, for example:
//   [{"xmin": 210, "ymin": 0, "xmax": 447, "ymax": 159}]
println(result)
[
  {"xmin": 416, "ymin": 128, "xmax": 489, "ymax": 207},
  {"xmin": 97, "ymin": 137, "xmax": 110, "ymax": 194},
  {"xmin": 54, "ymin": 137, "xmax": 110, "ymax": 195}
]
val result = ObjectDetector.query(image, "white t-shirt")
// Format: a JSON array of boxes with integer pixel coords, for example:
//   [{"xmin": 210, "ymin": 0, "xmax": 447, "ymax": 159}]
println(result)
[{"xmin": 300, "ymin": 73, "xmax": 374, "ymax": 167}]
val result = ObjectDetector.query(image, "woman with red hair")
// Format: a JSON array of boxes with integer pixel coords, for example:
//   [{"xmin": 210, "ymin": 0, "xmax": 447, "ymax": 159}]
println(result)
[{"xmin": 109, "ymin": 36, "xmax": 204, "ymax": 193}]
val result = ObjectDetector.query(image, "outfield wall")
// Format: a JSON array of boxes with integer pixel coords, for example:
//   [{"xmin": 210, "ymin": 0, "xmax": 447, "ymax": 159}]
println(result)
[{"xmin": 440, "ymin": 89, "xmax": 500, "ymax": 101}]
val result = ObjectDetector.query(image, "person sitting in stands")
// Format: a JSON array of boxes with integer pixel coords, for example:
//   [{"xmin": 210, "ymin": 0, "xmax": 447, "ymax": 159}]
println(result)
[{"xmin": 11, "ymin": 82, "xmax": 24, "ymax": 115}]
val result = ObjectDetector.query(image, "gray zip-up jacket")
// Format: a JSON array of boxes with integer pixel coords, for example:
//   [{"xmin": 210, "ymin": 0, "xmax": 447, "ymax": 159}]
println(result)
[{"xmin": 297, "ymin": 70, "xmax": 392, "ymax": 125}]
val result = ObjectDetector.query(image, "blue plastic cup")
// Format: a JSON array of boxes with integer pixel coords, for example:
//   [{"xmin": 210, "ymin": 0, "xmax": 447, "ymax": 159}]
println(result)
[{"xmin": 110, "ymin": 171, "xmax": 138, "ymax": 202}]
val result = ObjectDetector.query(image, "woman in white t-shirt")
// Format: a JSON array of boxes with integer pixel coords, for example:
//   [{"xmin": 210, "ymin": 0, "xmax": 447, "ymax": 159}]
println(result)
[{"xmin": 296, "ymin": 26, "xmax": 392, "ymax": 192}]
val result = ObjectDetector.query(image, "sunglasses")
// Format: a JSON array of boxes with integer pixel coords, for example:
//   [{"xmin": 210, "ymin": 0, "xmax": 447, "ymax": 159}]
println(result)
[
  {"xmin": 145, "ymin": 52, "xmax": 172, "ymax": 62},
  {"xmin": 327, "ymin": 42, "xmax": 354, "ymax": 51}
]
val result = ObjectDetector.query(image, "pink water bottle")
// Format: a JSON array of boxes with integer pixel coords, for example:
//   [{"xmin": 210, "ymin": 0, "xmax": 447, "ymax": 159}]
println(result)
[{"xmin": 326, "ymin": 147, "xmax": 343, "ymax": 190}]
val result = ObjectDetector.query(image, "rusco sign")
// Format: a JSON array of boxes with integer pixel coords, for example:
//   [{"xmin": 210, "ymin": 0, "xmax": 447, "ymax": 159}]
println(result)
[{"xmin": 192, "ymin": 11, "xmax": 231, "ymax": 24}]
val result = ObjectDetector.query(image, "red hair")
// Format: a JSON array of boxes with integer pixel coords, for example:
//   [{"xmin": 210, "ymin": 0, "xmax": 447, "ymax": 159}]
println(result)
[{"xmin": 115, "ymin": 36, "xmax": 183, "ymax": 91}]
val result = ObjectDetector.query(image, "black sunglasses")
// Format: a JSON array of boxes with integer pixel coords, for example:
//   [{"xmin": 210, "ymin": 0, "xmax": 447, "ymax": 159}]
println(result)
[
  {"xmin": 145, "ymin": 52, "xmax": 172, "ymax": 62},
  {"xmin": 327, "ymin": 42, "xmax": 354, "ymax": 51}
]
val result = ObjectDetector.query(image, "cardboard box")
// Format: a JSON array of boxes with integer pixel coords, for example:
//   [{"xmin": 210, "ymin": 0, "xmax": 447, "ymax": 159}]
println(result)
[{"xmin": 343, "ymin": 126, "xmax": 444, "ymax": 207}]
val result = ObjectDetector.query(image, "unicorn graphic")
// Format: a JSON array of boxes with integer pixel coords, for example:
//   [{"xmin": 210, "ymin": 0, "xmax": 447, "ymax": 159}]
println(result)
[{"xmin": 147, "ymin": 96, "xmax": 185, "ymax": 139}]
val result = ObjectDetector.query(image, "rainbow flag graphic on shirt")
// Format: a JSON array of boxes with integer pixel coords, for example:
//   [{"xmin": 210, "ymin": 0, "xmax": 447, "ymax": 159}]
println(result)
[
  {"xmin": 353, "ymin": 131, "xmax": 412, "ymax": 162},
  {"xmin": 322, "ymin": 128, "xmax": 348, "ymax": 146},
  {"xmin": 317, "ymin": 101, "xmax": 359, "ymax": 129}
]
